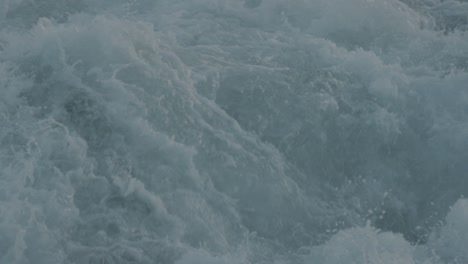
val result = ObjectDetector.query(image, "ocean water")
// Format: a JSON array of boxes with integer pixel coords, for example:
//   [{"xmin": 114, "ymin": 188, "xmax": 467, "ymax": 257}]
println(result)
[{"xmin": 0, "ymin": 0, "xmax": 468, "ymax": 263}]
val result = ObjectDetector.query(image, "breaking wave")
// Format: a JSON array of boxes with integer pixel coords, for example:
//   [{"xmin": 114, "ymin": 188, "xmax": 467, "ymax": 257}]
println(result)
[{"xmin": 1, "ymin": 0, "xmax": 468, "ymax": 263}]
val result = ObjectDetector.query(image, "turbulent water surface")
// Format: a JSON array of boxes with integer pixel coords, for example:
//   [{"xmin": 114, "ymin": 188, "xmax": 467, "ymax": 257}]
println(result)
[{"xmin": 1, "ymin": 0, "xmax": 468, "ymax": 263}]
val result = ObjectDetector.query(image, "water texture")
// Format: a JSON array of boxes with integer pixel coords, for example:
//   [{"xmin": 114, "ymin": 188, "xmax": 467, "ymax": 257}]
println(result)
[{"xmin": 0, "ymin": 0, "xmax": 468, "ymax": 263}]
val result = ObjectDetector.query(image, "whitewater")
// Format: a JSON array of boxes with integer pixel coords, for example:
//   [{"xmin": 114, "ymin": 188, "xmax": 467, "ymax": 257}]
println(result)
[{"xmin": 1, "ymin": 0, "xmax": 468, "ymax": 263}]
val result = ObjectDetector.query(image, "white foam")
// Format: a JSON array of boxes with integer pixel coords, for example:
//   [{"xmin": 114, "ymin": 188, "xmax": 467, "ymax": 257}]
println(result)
[
  {"xmin": 1, "ymin": 0, "xmax": 468, "ymax": 263},
  {"xmin": 307, "ymin": 223, "xmax": 417, "ymax": 264},
  {"xmin": 429, "ymin": 198, "xmax": 468, "ymax": 263}
]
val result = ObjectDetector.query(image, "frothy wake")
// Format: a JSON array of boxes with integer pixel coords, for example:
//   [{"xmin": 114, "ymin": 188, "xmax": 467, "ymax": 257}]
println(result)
[{"xmin": 1, "ymin": 0, "xmax": 468, "ymax": 263}]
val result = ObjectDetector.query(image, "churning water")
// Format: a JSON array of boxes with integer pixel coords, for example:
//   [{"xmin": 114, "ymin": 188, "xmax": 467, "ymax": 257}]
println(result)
[{"xmin": 1, "ymin": 0, "xmax": 468, "ymax": 263}]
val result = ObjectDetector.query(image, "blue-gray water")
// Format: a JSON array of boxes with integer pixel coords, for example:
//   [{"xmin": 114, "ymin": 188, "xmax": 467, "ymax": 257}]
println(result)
[{"xmin": 1, "ymin": 0, "xmax": 468, "ymax": 263}]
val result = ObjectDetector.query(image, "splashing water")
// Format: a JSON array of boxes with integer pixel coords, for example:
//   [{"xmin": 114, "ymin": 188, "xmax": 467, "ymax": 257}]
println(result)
[{"xmin": 1, "ymin": 0, "xmax": 468, "ymax": 263}]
